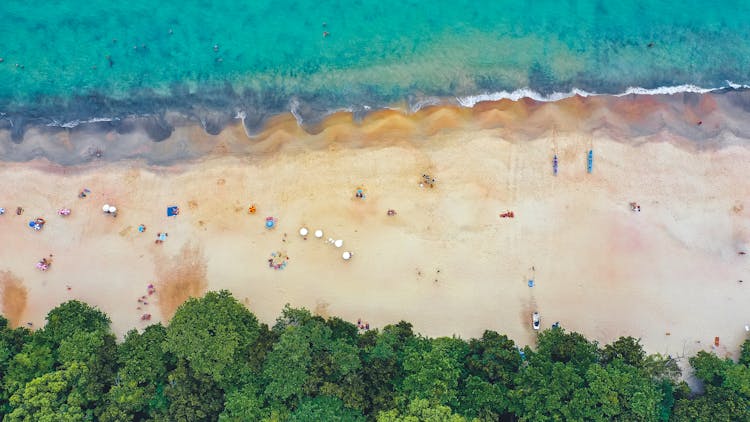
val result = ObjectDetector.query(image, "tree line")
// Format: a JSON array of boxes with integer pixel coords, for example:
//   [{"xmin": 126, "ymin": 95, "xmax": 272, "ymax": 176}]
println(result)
[{"xmin": 0, "ymin": 290, "xmax": 748, "ymax": 421}]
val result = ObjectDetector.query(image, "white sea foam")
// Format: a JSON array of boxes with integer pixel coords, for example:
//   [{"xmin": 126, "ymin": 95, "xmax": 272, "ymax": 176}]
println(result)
[
  {"xmin": 614, "ymin": 84, "xmax": 716, "ymax": 96},
  {"xmin": 454, "ymin": 83, "xmax": 749, "ymax": 108},
  {"xmin": 726, "ymin": 81, "xmax": 750, "ymax": 89},
  {"xmin": 409, "ymin": 97, "xmax": 442, "ymax": 113},
  {"xmin": 455, "ymin": 88, "xmax": 597, "ymax": 107},
  {"xmin": 46, "ymin": 117, "xmax": 119, "ymax": 129},
  {"xmin": 289, "ymin": 98, "xmax": 303, "ymax": 125}
]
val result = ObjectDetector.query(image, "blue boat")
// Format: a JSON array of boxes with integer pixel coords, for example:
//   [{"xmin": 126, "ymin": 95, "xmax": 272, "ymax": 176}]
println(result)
[
  {"xmin": 587, "ymin": 149, "xmax": 593, "ymax": 173},
  {"xmin": 552, "ymin": 154, "xmax": 558, "ymax": 175}
]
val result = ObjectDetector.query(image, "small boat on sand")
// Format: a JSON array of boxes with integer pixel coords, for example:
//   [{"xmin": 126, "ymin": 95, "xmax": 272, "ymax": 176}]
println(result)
[{"xmin": 553, "ymin": 154, "xmax": 558, "ymax": 175}]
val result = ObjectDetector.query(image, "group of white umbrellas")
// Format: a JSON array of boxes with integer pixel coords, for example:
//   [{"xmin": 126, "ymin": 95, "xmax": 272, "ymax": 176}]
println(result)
[
  {"xmin": 299, "ymin": 227, "xmax": 352, "ymax": 260},
  {"xmin": 102, "ymin": 204, "xmax": 117, "ymax": 214}
]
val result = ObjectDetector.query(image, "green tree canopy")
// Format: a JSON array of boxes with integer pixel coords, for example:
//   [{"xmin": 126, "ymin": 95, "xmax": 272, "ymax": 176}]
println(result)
[
  {"xmin": 601, "ymin": 336, "xmax": 646, "ymax": 367},
  {"xmin": 510, "ymin": 360, "xmax": 586, "ymax": 421},
  {"xmin": 738, "ymin": 337, "xmax": 750, "ymax": 367},
  {"xmin": 57, "ymin": 329, "xmax": 117, "ymax": 414},
  {"xmin": 289, "ymin": 395, "xmax": 365, "ymax": 422},
  {"xmin": 377, "ymin": 398, "xmax": 467, "ymax": 422},
  {"xmin": 401, "ymin": 338, "xmax": 462, "ymax": 406},
  {"xmin": 6, "ymin": 362, "xmax": 92, "ymax": 422},
  {"xmin": 163, "ymin": 360, "xmax": 225, "ymax": 422},
  {"xmin": 42, "ymin": 300, "xmax": 111, "ymax": 347},
  {"xmin": 690, "ymin": 351, "xmax": 734, "ymax": 386},
  {"xmin": 100, "ymin": 324, "xmax": 172, "ymax": 421},
  {"xmin": 672, "ymin": 384, "xmax": 750, "ymax": 421},
  {"xmin": 0, "ymin": 320, "xmax": 31, "ymax": 416},
  {"xmin": 359, "ymin": 321, "xmax": 419, "ymax": 415},
  {"xmin": 584, "ymin": 360, "xmax": 663, "ymax": 420},
  {"xmin": 164, "ymin": 290, "xmax": 260, "ymax": 386},
  {"xmin": 219, "ymin": 383, "xmax": 266, "ymax": 422},
  {"xmin": 534, "ymin": 328, "xmax": 599, "ymax": 371},
  {"xmin": 264, "ymin": 306, "xmax": 365, "ymax": 410},
  {"xmin": 457, "ymin": 375, "xmax": 509, "ymax": 421},
  {"xmin": 3, "ymin": 339, "xmax": 55, "ymax": 399},
  {"xmin": 262, "ymin": 324, "xmax": 312, "ymax": 408},
  {"xmin": 465, "ymin": 330, "xmax": 521, "ymax": 386}
]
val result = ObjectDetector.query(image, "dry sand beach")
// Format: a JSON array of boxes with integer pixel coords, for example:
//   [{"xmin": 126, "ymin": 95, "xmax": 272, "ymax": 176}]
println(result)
[{"xmin": 1, "ymin": 95, "xmax": 749, "ymax": 362}]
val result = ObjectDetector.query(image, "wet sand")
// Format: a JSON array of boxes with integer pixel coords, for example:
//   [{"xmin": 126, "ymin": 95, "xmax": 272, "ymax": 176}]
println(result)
[{"xmin": 1, "ymin": 96, "xmax": 749, "ymax": 360}]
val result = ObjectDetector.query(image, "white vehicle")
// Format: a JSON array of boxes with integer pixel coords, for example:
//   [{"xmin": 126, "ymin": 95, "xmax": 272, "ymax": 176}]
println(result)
[{"xmin": 532, "ymin": 312, "xmax": 540, "ymax": 330}]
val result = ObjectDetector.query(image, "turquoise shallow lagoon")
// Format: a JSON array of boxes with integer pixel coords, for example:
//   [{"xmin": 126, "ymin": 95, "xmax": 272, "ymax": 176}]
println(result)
[{"xmin": 1, "ymin": 1, "xmax": 750, "ymax": 125}]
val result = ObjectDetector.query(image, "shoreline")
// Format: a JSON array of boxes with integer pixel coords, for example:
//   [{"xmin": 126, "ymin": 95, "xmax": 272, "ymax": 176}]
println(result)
[
  {"xmin": 1, "ymin": 116, "xmax": 749, "ymax": 359},
  {"xmin": 1, "ymin": 87, "xmax": 750, "ymax": 162}
]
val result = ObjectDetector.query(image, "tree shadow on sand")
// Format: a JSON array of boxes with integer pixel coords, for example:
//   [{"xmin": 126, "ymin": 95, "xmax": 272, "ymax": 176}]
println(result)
[{"xmin": 155, "ymin": 243, "xmax": 208, "ymax": 321}]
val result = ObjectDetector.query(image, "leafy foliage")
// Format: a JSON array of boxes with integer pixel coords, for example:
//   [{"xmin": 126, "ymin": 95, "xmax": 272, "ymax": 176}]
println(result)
[
  {"xmin": 377, "ymin": 398, "xmax": 467, "ymax": 422},
  {"xmin": 1, "ymin": 292, "xmax": 748, "ymax": 421},
  {"xmin": 401, "ymin": 338, "xmax": 463, "ymax": 406},
  {"xmin": 6, "ymin": 362, "xmax": 93, "ymax": 422},
  {"xmin": 100, "ymin": 324, "xmax": 172, "ymax": 421},
  {"xmin": 42, "ymin": 300, "xmax": 111, "ymax": 347},
  {"xmin": 261, "ymin": 324, "xmax": 312, "ymax": 408},
  {"xmin": 601, "ymin": 336, "xmax": 646, "ymax": 367},
  {"xmin": 219, "ymin": 383, "xmax": 266, "ymax": 421},
  {"xmin": 163, "ymin": 360, "xmax": 225, "ymax": 422},
  {"xmin": 289, "ymin": 395, "xmax": 365, "ymax": 422},
  {"xmin": 164, "ymin": 290, "xmax": 260, "ymax": 387}
]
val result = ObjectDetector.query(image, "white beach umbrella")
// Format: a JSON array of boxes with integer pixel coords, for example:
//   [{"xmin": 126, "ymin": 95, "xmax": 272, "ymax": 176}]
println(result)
[
  {"xmin": 314, "ymin": 229, "xmax": 323, "ymax": 238},
  {"xmin": 103, "ymin": 204, "xmax": 110, "ymax": 212},
  {"xmin": 299, "ymin": 227, "xmax": 309, "ymax": 236},
  {"xmin": 342, "ymin": 251, "xmax": 352, "ymax": 260},
  {"xmin": 108, "ymin": 206, "xmax": 117, "ymax": 213},
  {"xmin": 334, "ymin": 239, "xmax": 343, "ymax": 248}
]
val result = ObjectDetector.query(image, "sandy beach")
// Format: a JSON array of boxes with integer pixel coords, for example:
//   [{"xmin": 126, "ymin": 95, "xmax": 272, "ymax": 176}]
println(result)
[{"xmin": 1, "ymin": 97, "xmax": 750, "ymax": 361}]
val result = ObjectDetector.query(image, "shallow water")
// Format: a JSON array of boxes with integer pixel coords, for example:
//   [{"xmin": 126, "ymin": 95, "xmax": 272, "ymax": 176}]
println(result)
[{"xmin": 1, "ymin": 0, "xmax": 750, "ymax": 124}]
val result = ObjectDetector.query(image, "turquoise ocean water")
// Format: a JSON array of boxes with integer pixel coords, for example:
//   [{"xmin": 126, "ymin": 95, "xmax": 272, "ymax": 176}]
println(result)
[{"xmin": 1, "ymin": 0, "xmax": 750, "ymax": 130}]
